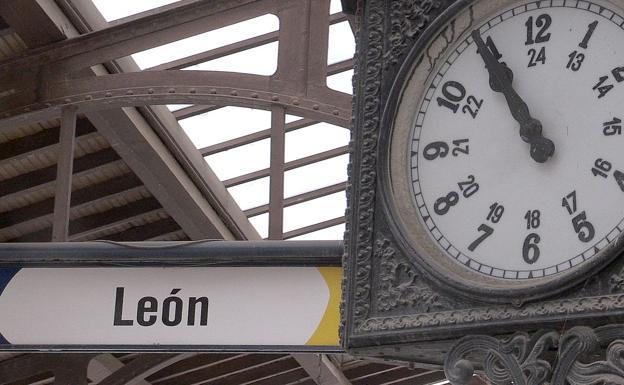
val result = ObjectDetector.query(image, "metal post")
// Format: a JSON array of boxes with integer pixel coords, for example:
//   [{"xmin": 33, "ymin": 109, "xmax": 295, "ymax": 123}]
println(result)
[{"xmin": 52, "ymin": 105, "xmax": 77, "ymax": 241}]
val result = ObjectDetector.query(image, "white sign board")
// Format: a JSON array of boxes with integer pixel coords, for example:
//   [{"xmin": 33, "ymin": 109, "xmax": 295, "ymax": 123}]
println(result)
[{"xmin": 0, "ymin": 267, "xmax": 341, "ymax": 350}]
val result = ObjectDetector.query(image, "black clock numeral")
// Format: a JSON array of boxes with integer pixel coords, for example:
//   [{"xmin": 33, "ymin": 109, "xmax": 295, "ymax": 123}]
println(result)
[
  {"xmin": 528, "ymin": 47, "xmax": 547, "ymax": 67},
  {"xmin": 451, "ymin": 139, "xmax": 470, "ymax": 156},
  {"xmin": 562, "ymin": 190, "xmax": 577, "ymax": 215},
  {"xmin": 579, "ymin": 20, "xmax": 598, "ymax": 49},
  {"xmin": 487, "ymin": 202, "xmax": 505, "ymax": 224},
  {"xmin": 525, "ymin": 14, "xmax": 552, "ymax": 45},
  {"xmin": 457, "ymin": 175, "xmax": 479, "ymax": 198},
  {"xmin": 422, "ymin": 139, "xmax": 470, "ymax": 161},
  {"xmin": 566, "ymin": 51, "xmax": 585, "ymax": 71},
  {"xmin": 434, "ymin": 192, "xmax": 459, "ymax": 215},
  {"xmin": 592, "ymin": 158, "xmax": 612, "ymax": 178},
  {"xmin": 437, "ymin": 81, "xmax": 483, "ymax": 119},
  {"xmin": 462, "ymin": 96, "xmax": 483, "ymax": 118},
  {"xmin": 422, "ymin": 141, "xmax": 449, "ymax": 160},
  {"xmin": 468, "ymin": 224, "xmax": 494, "ymax": 252},
  {"xmin": 562, "ymin": 190, "xmax": 596, "ymax": 243},
  {"xmin": 485, "ymin": 36, "xmax": 503, "ymax": 61},
  {"xmin": 524, "ymin": 210, "xmax": 541, "ymax": 229},
  {"xmin": 468, "ymin": 202, "xmax": 505, "ymax": 252},
  {"xmin": 593, "ymin": 66, "xmax": 624, "ymax": 99},
  {"xmin": 433, "ymin": 176, "xmax": 479, "ymax": 216},
  {"xmin": 567, "ymin": 20, "xmax": 598, "ymax": 71},
  {"xmin": 603, "ymin": 118, "xmax": 622, "ymax": 136},
  {"xmin": 572, "ymin": 211, "xmax": 595, "ymax": 243},
  {"xmin": 589, "ymin": 157, "xmax": 624, "ymax": 193},
  {"xmin": 522, "ymin": 233, "xmax": 541, "ymax": 264}
]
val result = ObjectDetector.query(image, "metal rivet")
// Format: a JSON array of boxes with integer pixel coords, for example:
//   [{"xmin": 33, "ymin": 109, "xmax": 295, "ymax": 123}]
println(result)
[
  {"xmin": 210, "ymin": 89, "xmax": 217, "ymax": 94},
  {"xmin": 292, "ymin": 99, "xmax": 300, "ymax": 105},
  {"xmin": 313, "ymin": 104, "xmax": 320, "ymax": 110},
  {"xmin": 148, "ymin": 88, "xmax": 155, "ymax": 94},
  {"xmin": 189, "ymin": 88, "xmax": 197, "ymax": 94},
  {"xmin": 85, "ymin": 95, "xmax": 92, "ymax": 100},
  {"xmin": 251, "ymin": 93, "xmax": 259, "ymax": 98},
  {"xmin": 64, "ymin": 98, "xmax": 72, "ymax": 103},
  {"xmin": 168, "ymin": 88, "xmax": 175, "ymax": 93},
  {"xmin": 332, "ymin": 110, "xmax": 339, "ymax": 116},
  {"xmin": 105, "ymin": 92, "xmax": 112, "ymax": 97},
  {"xmin": 126, "ymin": 90, "xmax": 134, "ymax": 95},
  {"xmin": 230, "ymin": 90, "xmax": 238, "ymax": 96},
  {"xmin": 271, "ymin": 95, "xmax": 279, "ymax": 101}
]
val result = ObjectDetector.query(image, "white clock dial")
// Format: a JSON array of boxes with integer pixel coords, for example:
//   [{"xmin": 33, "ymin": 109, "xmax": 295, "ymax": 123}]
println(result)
[{"xmin": 410, "ymin": 0, "xmax": 624, "ymax": 279}]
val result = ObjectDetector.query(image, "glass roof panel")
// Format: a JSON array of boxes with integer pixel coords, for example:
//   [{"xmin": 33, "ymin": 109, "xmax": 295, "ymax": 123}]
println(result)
[
  {"xmin": 284, "ymin": 155, "xmax": 349, "ymax": 198},
  {"xmin": 183, "ymin": 42, "xmax": 278, "ymax": 76},
  {"xmin": 327, "ymin": 21, "xmax": 355, "ymax": 65},
  {"xmin": 131, "ymin": 14, "xmax": 279, "ymax": 69},
  {"xmin": 283, "ymin": 192, "xmax": 346, "ymax": 232},
  {"xmin": 205, "ymin": 139, "xmax": 270, "ymax": 181},
  {"xmin": 290, "ymin": 224, "xmax": 345, "ymax": 240},
  {"xmin": 285, "ymin": 123, "xmax": 349, "ymax": 162},
  {"xmin": 92, "ymin": 0, "xmax": 181, "ymax": 22},
  {"xmin": 327, "ymin": 70, "xmax": 354, "ymax": 94},
  {"xmin": 228, "ymin": 177, "xmax": 269, "ymax": 211},
  {"xmin": 180, "ymin": 107, "xmax": 271, "ymax": 149}
]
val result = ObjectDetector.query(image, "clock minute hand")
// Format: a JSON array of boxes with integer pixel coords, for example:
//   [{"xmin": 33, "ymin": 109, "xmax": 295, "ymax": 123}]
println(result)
[{"xmin": 471, "ymin": 30, "xmax": 555, "ymax": 163}]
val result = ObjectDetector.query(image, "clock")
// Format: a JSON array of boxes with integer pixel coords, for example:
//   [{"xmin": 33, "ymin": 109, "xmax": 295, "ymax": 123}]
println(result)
[{"xmin": 383, "ymin": 0, "xmax": 624, "ymax": 302}]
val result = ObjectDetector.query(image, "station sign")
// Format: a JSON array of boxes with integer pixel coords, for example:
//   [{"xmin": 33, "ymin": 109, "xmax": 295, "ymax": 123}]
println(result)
[{"xmin": 0, "ymin": 266, "xmax": 341, "ymax": 351}]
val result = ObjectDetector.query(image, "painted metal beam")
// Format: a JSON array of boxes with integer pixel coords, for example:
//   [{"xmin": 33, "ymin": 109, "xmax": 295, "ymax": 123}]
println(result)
[
  {"xmin": 293, "ymin": 354, "xmax": 352, "ymax": 385},
  {"xmin": 52, "ymin": 105, "xmax": 77, "ymax": 241},
  {"xmin": 0, "ymin": 240, "xmax": 343, "ymax": 267}
]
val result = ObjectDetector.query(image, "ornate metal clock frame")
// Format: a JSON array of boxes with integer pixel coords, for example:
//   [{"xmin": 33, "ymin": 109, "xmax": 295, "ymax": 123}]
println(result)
[{"xmin": 342, "ymin": 0, "xmax": 624, "ymax": 381}]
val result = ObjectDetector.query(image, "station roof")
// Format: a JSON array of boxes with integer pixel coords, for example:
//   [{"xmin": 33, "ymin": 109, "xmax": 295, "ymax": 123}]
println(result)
[{"xmin": 0, "ymin": 1, "xmax": 452, "ymax": 383}]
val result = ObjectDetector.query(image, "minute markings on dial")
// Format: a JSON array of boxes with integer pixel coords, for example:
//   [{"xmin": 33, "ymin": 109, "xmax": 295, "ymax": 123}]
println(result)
[{"xmin": 406, "ymin": 1, "xmax": 624, "ymax": 279}]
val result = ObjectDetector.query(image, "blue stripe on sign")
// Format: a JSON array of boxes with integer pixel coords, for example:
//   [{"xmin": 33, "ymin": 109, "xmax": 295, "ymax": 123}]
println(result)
[
  {"xmin": 0, "ymin": 268, "xmax": 19, "ymax": 345},
  {"xmin": 0, "ymin": 268, "xmax": 19, "ymax": 296}
]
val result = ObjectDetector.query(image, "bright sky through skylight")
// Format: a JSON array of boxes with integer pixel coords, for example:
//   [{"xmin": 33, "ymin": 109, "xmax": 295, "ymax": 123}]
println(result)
[{"xmin": 91, "ymin": 0, "xmax": 355, "ymax": 240}]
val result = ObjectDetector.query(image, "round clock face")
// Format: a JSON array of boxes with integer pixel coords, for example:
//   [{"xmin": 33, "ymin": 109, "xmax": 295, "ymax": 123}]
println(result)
[{"xmin": 388, "ymin": 0, "xmax": 624, "ymax": 293}]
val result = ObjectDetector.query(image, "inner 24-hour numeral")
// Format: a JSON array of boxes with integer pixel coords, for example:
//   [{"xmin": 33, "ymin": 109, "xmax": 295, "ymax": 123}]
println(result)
[
  {"xmin": 591, "ymin": 158, "xmax": 624, "ymax": 192},
  {"xmin": 437, "ymin": 81, "xmax": 484, "ymax": 119},
  {"xmin": 593, "ymin": 66, "xmax": 624, "ymax": 98}
]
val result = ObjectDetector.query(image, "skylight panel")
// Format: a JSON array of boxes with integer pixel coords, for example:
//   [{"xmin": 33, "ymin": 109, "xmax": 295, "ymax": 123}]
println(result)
[
  {"xmin": 290, "ymin": 224, "xmax": 345, "ymax": 240},
  {"xmin": 284, "ymin": 155, "xmax": 349, "ymax": 198},
  {"xmin": 131, "ymin": 14, "xmax": 279, "ymax": 69},
  {"xmin": 283, "ymin": 192, "xmax": 346, "ymax": 233},
  {"xmin": 327, "ymin": 70, "xmax": 354, "ymax": 94},
  {"xmin": 249, "ymin": 213, "xmax": 269, "ymax": 239},
  {"xmin": 183, "ymin": 42, "xmax": 278, "ymax": 76},
  {"xmin": 205, "ymin": 139, "xmax": 270, "ymax": 181},
  {"xmin": 228, "ymin": 177, "xmax": 269, "ymax": 211},
  {"xmin": 285, "ymin": 123, "xmax": 349, "ymax": 162},
  {"xmin": 179, "ymin": 107, "xmax": 271, "ymax": 149},
  {"xmin": 92, "ymin": 0, "xmax": 181, "ymax": 22},
  {"xmin": 330, "ymin": 0, "xmax": 344, "ymax": 14},
  {"xmin": 327, "ymin": 21, "xmax": 355, "ymax": 65}
]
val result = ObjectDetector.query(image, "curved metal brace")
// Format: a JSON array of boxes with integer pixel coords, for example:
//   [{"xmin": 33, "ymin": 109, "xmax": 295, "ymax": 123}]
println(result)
[{"xmin": 0, "ymin": 71, "xmax": 351, "ymax": 129}]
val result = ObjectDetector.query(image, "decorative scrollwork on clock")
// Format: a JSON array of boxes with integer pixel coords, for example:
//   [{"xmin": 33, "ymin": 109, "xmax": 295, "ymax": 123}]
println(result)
[
  {"xmin": 444, "ymin": 325, "xmax": 624, "ymax": 385},
  {"xmin": 376, "ymin": 237, "xmax": 457, "ymax": 313}
]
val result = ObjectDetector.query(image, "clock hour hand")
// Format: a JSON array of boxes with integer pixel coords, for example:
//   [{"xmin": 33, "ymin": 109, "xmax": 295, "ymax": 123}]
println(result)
[{"xmin": 471, "ymin": 29, "xmax": 555, "ymax": 163}]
